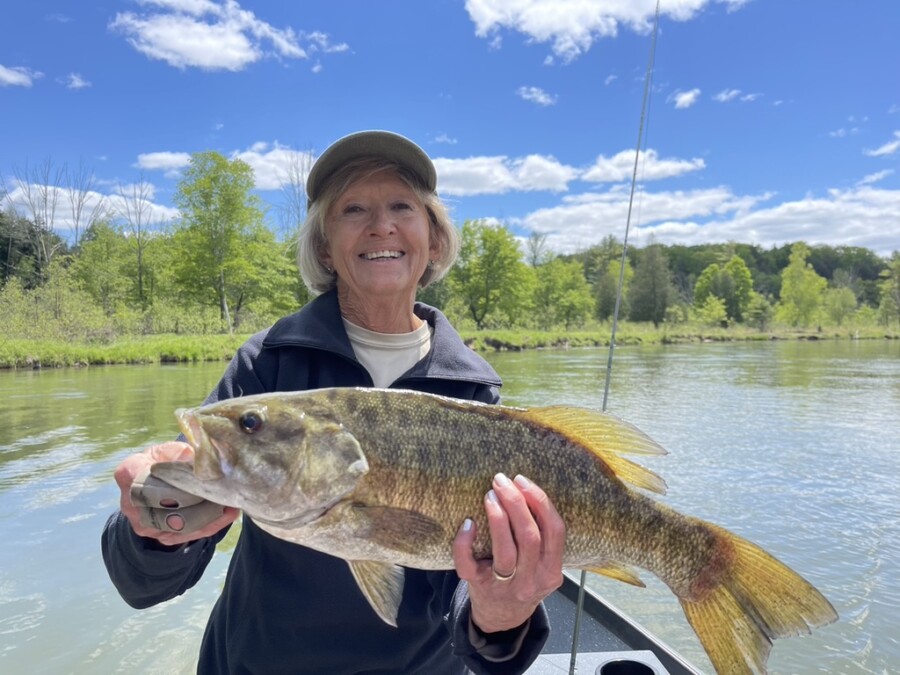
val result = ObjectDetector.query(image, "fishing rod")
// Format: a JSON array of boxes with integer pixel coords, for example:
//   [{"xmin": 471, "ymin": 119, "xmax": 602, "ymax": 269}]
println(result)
[{"xmin": 567, "ymin": 1, "xmax": 661, "ymax": 672}]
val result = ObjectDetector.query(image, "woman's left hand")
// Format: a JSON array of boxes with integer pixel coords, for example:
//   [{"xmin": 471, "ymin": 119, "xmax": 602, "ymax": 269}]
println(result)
[{"xmin": 452, "ymin": 473, "xmax": 566, "ymax": 633}]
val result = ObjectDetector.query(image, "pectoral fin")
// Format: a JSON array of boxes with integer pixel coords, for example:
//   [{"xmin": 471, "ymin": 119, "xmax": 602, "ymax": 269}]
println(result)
[
  {"xmin": 347, "ymin": 560, "xmax": 405, "ymax": 627},
  {"xmin": 356, "ymin": 505, "xmax": 445, "ymax": 554}
]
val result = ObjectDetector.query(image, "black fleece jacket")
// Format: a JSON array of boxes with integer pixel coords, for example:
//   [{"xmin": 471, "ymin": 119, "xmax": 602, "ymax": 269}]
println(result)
[{"xmin": 101, "ymin": 290, "xmax": 550, "ymax": 674}]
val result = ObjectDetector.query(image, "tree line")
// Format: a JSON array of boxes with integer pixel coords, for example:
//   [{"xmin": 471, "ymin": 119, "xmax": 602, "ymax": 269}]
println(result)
[{"xmin": 2, "ymin": 151, "xmax": 899, "ymax": 342}]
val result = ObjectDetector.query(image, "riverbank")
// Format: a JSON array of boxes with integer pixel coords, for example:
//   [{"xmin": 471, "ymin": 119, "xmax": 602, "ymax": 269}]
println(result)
[{"xmin": 2, "ymin": 323, "xmax": 897, "ymax": 369}]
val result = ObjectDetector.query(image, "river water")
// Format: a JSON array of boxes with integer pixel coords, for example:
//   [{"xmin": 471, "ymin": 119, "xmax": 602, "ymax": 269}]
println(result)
[{"xmin": 1, "ymin": 340, "xmax": 898, "ymax": 674}]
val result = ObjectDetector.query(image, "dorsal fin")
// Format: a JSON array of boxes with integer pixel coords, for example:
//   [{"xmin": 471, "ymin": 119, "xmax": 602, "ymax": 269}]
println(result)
[{"xmin": 516, "ymin": 406, "xmax": 668, "ymax": 494}]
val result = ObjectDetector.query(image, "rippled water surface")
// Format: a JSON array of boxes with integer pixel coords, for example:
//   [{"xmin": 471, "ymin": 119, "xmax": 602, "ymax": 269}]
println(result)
[{"xmin": 1, "ymin": 340, "xmax": 898, "ymax": 674}]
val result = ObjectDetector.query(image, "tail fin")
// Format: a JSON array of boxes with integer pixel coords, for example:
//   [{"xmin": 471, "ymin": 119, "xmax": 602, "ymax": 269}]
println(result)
[{"xmin": 680, "ymin": 525, "xmax": 837, "ymax": 674}]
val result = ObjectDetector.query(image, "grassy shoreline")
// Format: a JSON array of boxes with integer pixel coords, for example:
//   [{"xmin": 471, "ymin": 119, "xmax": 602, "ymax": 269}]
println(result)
[{"xmin": 2, "ymin": 324, "xmax": 897, "ymax": 370}]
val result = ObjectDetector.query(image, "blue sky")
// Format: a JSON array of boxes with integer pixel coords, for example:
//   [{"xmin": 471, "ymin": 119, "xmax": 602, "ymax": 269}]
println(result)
[{"xmin": 2, "ymin": 0, "xmax": 898, "ymax": 257}]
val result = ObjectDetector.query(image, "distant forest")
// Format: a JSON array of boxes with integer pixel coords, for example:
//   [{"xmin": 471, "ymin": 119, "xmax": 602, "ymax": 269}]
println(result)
[{"xmin": 2, "ymin": 151, "xmax": 899, "ymax": 342}]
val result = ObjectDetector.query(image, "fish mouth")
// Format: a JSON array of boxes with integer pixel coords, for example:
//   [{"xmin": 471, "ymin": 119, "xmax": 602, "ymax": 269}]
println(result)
[{"xmin": 175, "ymin": 408, "xmax": 231, "ymax": 480}]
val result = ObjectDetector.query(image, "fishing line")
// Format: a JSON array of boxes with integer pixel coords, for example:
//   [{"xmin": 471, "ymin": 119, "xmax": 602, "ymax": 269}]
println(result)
[{"xmin": 568, "ymin": 1, "xmax": 661, "ymax": 672}]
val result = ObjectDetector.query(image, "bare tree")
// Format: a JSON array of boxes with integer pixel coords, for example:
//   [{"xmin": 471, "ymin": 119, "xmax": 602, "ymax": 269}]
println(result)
[
  {"xmin": 525, "ymin": 231, "xmax": 553, "ymax": 267},
  {"xmin": 66, "ymin": 160, "xmax": 108, "ymax": 248},
  {"xmin": 275, "ymin": 148, "xmax": 314, "ymax": 243},
  {"xmin": 11, "ymin": 157, "xmax": 66, "ymax": 281},
  {"xmin": 114, "ymin": 174, "xmax": 159, "ymax": 309}
]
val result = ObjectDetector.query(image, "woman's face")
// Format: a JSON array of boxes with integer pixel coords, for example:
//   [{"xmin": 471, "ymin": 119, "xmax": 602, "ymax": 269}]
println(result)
[{"xmin": 322, "ymin": 170, "xmax": 437, "ymax": 307}]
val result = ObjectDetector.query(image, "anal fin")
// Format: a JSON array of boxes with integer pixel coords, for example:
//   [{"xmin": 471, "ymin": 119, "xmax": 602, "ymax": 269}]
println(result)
[{"xmin": 586, "ymin": 562, "xmax": 646, "ymax": 587}]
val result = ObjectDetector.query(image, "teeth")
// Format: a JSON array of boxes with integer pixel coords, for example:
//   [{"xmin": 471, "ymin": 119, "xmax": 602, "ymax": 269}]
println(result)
[{"xmin": 364, "ymin": 250, "xmax": 402, "ymax": 260}]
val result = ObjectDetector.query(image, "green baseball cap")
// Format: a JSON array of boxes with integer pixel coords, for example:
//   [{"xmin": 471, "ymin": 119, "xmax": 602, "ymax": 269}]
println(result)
[{"xmin": 306, "ymin": 130, "xmax": 437, "ymax": 205}]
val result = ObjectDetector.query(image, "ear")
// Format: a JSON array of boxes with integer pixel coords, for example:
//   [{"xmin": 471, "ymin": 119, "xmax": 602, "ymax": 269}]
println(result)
[{"xmin": 428, "ymin": 237, "xmax": 441, "ymax": 264}]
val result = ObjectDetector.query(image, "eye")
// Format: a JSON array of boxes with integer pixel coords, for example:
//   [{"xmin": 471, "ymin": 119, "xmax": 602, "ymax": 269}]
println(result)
[
  {"xmin": 391, "ymin": 201, "xmax": 413, "ymax": 211},
  {"xmin": 238, "ymin": 411, "xmax": 265, "ymax": 434}
]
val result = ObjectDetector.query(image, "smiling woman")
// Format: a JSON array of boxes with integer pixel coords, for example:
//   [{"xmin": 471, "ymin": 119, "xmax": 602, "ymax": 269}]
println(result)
[{"xmin": 101, "ymin": 129, "xmax": 568, "ymax": 675}]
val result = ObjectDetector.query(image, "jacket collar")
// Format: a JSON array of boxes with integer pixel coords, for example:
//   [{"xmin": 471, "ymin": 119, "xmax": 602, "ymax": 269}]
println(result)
[{"xmin": 262, "ymin": 289, "xmax": 502, "ymax": 388}]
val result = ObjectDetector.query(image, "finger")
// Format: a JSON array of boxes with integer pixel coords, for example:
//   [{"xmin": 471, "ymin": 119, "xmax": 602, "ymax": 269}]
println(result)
[
  {"xmin": 491, "ymin": 473, "xmax": 541, "ymax": 571},
  {"xmin": 452, "ymin": 518, "xmax": 479, "ymax": 580},
  {"xmin": 513, "ymin": 474, "xmax": 566, "ymax": 559},
  {"xmin": 484, "ymin": 485, "xmax": 517, "ymax": 578}
]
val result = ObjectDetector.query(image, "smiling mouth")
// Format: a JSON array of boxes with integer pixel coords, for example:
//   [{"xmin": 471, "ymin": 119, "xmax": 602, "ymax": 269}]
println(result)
[{"xmin": 362, "ymin": 250, "xmax": 404, "ymax": 260}]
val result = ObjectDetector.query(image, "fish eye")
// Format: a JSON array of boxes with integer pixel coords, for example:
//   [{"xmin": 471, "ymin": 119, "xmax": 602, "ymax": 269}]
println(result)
[{"xmin": 238, "ymin": 411, "xmax": 265, "ymax": 434}]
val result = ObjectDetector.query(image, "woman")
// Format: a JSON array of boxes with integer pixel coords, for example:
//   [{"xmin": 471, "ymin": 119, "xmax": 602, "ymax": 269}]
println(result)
[{"xmin": 102, "ymin": 130, "xmax": 565, "ymax": 674}]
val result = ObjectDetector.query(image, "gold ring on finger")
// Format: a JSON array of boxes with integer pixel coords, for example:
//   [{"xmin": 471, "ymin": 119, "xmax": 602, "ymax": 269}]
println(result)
[{"xmin": 492, "ymin": 564, "xmax": 517, "ymax": 582}]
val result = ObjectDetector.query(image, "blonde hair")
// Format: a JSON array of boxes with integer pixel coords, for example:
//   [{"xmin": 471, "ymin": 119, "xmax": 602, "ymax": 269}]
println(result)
[{"xmin": 297, "ymin": 158, "xmax": 458, "ymax": 296}]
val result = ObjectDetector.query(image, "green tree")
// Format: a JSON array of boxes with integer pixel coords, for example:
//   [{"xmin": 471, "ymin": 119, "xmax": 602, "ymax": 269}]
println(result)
[
  {"xmin": 776, "ymin": 243, "xmax": 827, "ymax": 327},
  {"xmin": 1, "ymin": 209, "xmax": 40, "ymax": 287},
  {"xmin": 71, "ymin": 221, "xmax": 130, "ymax": 316},
  {"xmin": 628, "ymin": 242, "xmax": 676, "ymax": 327},
  {"xmin": 823, "ymin": 287, "xmax": 857, "ymax": 326},
  {"xmin": 694, "ymin": 295, "xmax": 728, "ymax": 327},
  {"xmin": 595, "ymin": 257, "xmax": 633, "ymax": 321},
  {"xmin": 693, "ymin": 254, "xmax": 753, "ymax": 322},
  {"xmin": 448, "ymin": 220, "xmax": 532, "ymax": 329},
  {"xmin": 746, "ymin": 292, "xmax": 774, "ymax": 331},
  {"xmin": 578, "ymin": 235, "xmax": 622, "ymax": 287},
  {"xmin": 172, "ymin": 152, "xmax": 268, "ymax": 332},
  {"xmin": 534, "ymin": 258, "xmax": 594, "ymax": 329},
  {"xmin": 877, "ymin": 252, "xmax": 900, "ymax": 326}
]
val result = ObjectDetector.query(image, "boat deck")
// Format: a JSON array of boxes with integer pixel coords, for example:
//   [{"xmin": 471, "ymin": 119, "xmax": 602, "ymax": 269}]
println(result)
[{"xmin": 528, "ymin": 573, "xmax": 703, "ymax": 675}]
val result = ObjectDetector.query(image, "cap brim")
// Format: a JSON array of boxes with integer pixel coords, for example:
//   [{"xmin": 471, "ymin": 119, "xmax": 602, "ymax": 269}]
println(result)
[{"xmin": 306, "ymin": 130, "xmax": 437, "ymax": 205}]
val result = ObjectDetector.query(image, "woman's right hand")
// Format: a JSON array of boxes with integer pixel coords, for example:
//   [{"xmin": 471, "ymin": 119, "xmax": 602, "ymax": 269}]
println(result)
[{"xmin": 114, "ymin": 441, "xmax": 240, "ymax": 547}]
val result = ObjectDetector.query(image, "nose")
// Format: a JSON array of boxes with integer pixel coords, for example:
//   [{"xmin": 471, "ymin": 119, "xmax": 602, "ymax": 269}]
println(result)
[{"xmin": 368, "ymin": 206, "xmax": 396, "ymax": 236}]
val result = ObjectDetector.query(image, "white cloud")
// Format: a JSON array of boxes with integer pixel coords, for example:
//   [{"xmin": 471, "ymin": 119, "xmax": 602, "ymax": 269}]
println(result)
[
  {"xmin": 305, "ymin": 30, "xmax": 350, "ymax": 54},
  {"xmin": 135, "ymin": 151, "xmax": 192, "ymax": 178},
  {"xmin": 520, "ymin": 184, "xmax": 900, "ymax": 257},
  {"xmin": 604, "ymin": 74, "xmax": 617, "ymax": 86},
  {"xmin": 5, "ymin": 182, "xmax": 178, "ymax": 235},
  {"xmin": 714, "ymin": 88, "xmax": 741, "ymax": 102},
  {"xmin": 230, "ymin": 142, "xmax": 315, "ymax": 190},
  {"xmin": 0, "ymin": 65, "xmax": 43, "ymax": 87},
  {"xmin": 109, "ymin": 0, "xmax": 347, "ymax": 71},
  {"xmin": 856, "ymin": 169, "xmax": 894, "ymax": 187},
  {"xmin": 434, "ymin": 154, "xmax": 578, "ymax": 196},
  {"xmin": 64, "ymin": 73, "xmax": 92, "ymax": 89},
  {"xmin": 668, "ymin": 88, "xmax": 701, "ymax": 109},
  {"xmin": 465, "ymin": 0, "xmax": 749, "ymax": 63},
  {"xmin": 829, "ymin": 127, "xmax": 860, "ymax": 139},
  {"xmin": 582, "ymin": 149, "xmax": 705, "ymax": 183},
  {"xmin": 517, "ymin": 85, "xmax": 557, "ymax": 106},
  {"xmin": 864, "ymin": 131, "xmax": 900, "ymax": 157},
  {"xmin": 434, "ymin": 133, "xmax": 458, "ymax": 145}
]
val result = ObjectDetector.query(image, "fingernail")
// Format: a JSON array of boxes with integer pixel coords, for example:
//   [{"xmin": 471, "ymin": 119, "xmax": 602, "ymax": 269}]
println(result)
[
  {"xmin": 461, "ymin": 518, "xmax": 473, "ymax": 533},
  {"xmin": 494, "ymin": 472, "xmax": 512, "ymax": 487},
  {"xmin": 514, "ymin": 474, "xmax": 532, "ymax": 489},
  {"xmin": 486, "ymin": 489, "xmax": 499, "ymax": 504}
]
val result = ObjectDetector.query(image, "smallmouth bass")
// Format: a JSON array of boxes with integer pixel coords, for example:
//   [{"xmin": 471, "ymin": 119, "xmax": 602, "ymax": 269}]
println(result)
[{"xmin": 151, "ymin": 387, "xmax": 837, "ymax": 674}]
